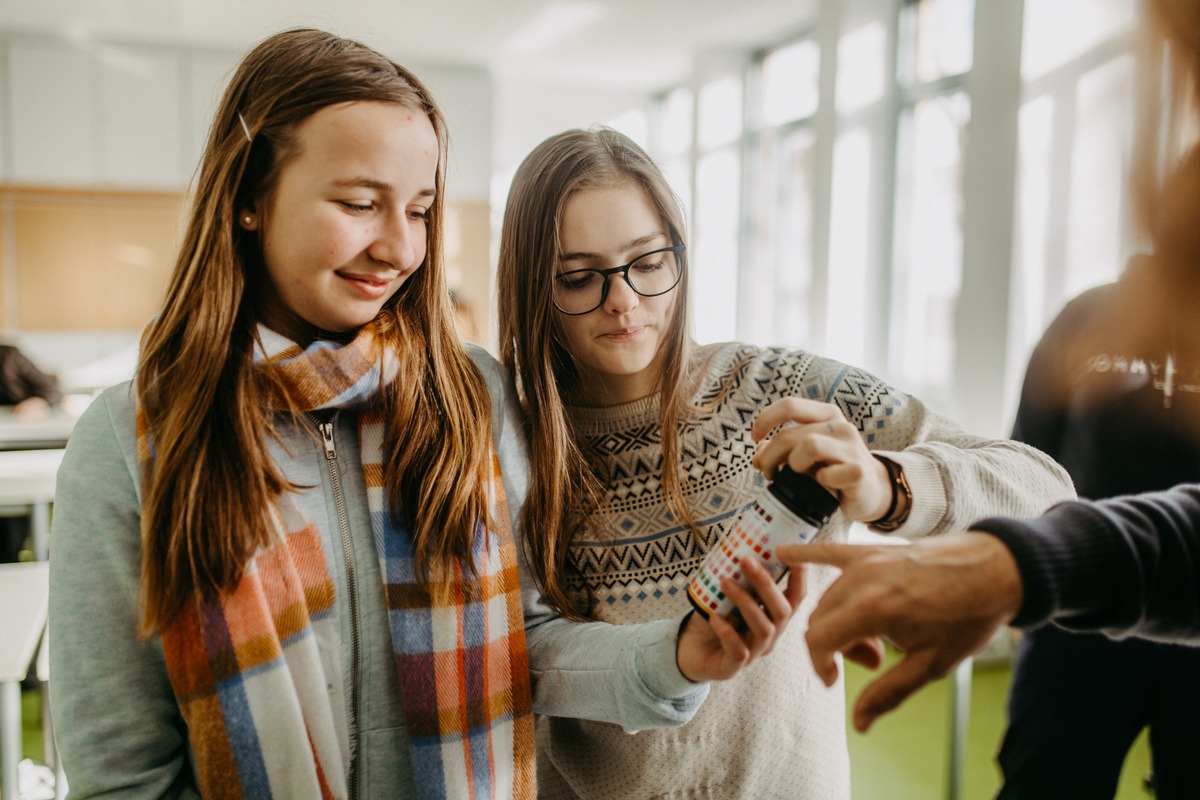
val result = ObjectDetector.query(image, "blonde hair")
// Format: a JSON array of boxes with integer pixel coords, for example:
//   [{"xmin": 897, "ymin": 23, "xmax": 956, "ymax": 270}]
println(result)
[
  {"xmin": 497, "ymin": 127, "xmax": 696, "ymax": 619},
  {"xmin": 137, "ymin": 29, "xmax": 492, "ymax": 633}
]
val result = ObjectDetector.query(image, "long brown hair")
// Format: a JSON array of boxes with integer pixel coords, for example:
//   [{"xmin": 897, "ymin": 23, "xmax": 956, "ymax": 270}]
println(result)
[
  {"xmin": 137, "ymin": 29, "xmax": 492, "ymax": 633},
  {"xmin": 497, "ymin": 128, "xmax": 696, "ymax": 619},
  {"xmin": 1134, "ymin": 0, "xmax": 1200, "ymax": 284}
]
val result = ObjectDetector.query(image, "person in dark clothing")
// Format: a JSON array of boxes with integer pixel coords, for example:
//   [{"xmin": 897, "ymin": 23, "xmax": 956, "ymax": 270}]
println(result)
[
  {"xmin": 834, "ymin": 0, "xmax": 1200, "ymax": 791},
  {"xmin": 994, "ymin": 249, "xmax": 1200, "ymax": 798},
  {"xmin": 986, "ymin": 2, "xmax": 1200, "ymax": 788},
  {"xmin": 776, "ymin": 483, "xmax": 1200, "ymax": 733},
  {"xmin": 782, "ymin": 4, "xmax": 1200, "ymax": 794},
  {"xmin": 0, "ymin": 343, "xmax": 61, "ymax": 562}
]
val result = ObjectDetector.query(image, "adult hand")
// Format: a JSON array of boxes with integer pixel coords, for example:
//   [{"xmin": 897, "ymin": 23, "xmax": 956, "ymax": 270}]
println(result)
[
  {"xmin": 750, "ymin": 397, "xmax": 892, "ymax": 523},
  {"xmin": 776, "ymin": 533, "xmax": 1024, "ymax": 732},
  {"xmin": 676, "ymin": 557, "xmax": 804, "ymax": 682}
]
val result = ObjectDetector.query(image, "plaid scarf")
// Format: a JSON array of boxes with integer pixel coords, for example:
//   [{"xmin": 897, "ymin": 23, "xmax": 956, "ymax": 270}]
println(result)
[{"xmin": 154, "ymin": 324, "xmax": 535, "ymax": 799}]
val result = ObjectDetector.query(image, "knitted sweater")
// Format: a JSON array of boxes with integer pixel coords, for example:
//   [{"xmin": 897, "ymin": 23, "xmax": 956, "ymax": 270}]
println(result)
[{"xmin": 536, "ymin": 343, "xmax": 1075, "ymax": 799}]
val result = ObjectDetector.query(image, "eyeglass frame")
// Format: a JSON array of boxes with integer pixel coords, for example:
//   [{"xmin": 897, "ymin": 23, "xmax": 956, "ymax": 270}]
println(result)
[{"xmin": 552, "ymin": 244, "xmax": 687, "ymax": 316}]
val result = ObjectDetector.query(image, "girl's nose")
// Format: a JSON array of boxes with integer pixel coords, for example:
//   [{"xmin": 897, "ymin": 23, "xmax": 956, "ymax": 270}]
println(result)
[
  {"xmin": 602, "ymin": 273, "xmax": 640, "ymax": 314},
  {"xmin": 368, "ymin": 210, "xmax": 420, "ymax": 270}
]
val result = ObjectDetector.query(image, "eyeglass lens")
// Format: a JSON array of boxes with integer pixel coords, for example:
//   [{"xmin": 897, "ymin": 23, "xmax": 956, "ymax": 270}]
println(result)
[{"xmin": 553, "ymin": 248, "xmax": 682, "ymax": 314}]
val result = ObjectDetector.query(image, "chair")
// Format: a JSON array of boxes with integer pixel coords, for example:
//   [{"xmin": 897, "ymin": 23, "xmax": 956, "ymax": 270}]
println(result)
[{"xmin": 0, "ymin": 562, "xmax": 49, "ymax": 800}]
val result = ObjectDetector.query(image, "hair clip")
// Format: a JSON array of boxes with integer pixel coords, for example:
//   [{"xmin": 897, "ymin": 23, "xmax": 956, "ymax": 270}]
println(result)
[{"xmin": 237, "ymin": 112, "xmax": 253, "ymax": 143}]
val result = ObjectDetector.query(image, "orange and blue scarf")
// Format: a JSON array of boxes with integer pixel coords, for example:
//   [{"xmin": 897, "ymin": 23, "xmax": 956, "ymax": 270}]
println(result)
[{"xmin": 154, "ymin": 325, "xmax": 535, "ymax": 799}]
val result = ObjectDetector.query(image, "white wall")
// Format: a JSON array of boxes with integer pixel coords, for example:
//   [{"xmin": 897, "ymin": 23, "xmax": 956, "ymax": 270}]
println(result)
[
  {"xmin": 0, "ymin": 33, "xmax": 495, "ymax": 202},
  {"xmin": 492, "ymin": 78, "xmax": 647, "ymax": 181}
]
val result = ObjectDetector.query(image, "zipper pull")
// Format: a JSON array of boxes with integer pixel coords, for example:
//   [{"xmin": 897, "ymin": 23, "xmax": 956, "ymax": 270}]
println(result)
[
  {"xmin": 1164, "ymin": 352, "xmax": 1175, "ymax": 410},
  {"xmin": 318, "ymin": 421, "xmax": 337, "ymax": 460}
]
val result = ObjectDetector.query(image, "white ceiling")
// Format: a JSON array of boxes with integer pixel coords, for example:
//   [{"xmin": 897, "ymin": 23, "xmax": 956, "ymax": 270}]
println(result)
[{"xmin": 0, "ymin": 0, "xmax": 818, "ymax": 92}]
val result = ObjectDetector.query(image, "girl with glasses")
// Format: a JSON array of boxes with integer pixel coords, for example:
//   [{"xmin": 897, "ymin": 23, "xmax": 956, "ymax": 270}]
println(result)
[{"xmin": 496, "ymin": 126, "xmax": 1076, "ymax": 798}]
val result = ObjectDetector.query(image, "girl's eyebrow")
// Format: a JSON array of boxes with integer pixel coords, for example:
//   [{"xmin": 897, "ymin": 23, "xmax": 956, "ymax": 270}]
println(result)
[
  {"xmin": 559, "ymin": 232, "xmax": 666, "ymax": 262},
  {"xmin": 333, "ymin": 177, "xmax": 392, "ymax": 191},
  {"xmin": 331, "ymin": 177, "xmax": 436, "ymax": 199}
]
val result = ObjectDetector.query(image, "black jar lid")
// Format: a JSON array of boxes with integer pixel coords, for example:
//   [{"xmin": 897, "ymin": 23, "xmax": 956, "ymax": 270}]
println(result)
[{"xmin": 770, "ymin": 466, "xmax": 839, "ymax": 522}]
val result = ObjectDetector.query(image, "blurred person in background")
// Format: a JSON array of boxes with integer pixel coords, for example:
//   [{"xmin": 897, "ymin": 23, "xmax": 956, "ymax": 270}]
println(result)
[
  {"xmin": 993, "ymin": 0, "xmax": 1200, "ymax": 795},
  {"xmin": 0, "ymin": 342, "xmax": 60, "ymax": 422},
  {"xmin": 0, "ymin": 342, "xmax": 60, "ymax": 562},
  {"xmin": 783, "ymin": 2, "xmax": 1200, "ymax": 797}
]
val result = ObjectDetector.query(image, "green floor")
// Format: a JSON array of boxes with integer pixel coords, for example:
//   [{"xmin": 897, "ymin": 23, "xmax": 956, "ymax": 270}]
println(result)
[
  {"xmin": 21, "ymin": 688, "xmax": 46, "ymax": 765},
  {"xmin": 845, "ymin": 650, "xmax": 1154, "ymax": 799},
  {"xmin": 20, "ymin": 656, "xmax": 1154, "ymax": 798}
]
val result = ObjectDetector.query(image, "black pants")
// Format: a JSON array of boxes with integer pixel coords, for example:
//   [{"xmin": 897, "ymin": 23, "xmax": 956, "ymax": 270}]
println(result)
[{"xmin": 998, "ymin": 624, "xmax": 1200, "ymax": 799}]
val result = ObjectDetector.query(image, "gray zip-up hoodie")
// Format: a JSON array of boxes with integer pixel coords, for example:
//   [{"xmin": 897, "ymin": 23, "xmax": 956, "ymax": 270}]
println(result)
[{"xmin": 48, "ymin": 346, "xmax": 705, "ymax": 798}]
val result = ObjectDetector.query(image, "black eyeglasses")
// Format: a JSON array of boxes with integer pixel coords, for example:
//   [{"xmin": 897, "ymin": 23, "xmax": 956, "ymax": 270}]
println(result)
[{"xmin": 552, "ymin": 245, "xmax": 686, "ymax": 315}]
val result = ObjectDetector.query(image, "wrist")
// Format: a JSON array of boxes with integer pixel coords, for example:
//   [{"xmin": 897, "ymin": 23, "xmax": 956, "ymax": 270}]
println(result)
[
  {"xmin": 634, "ymin": 616, "xmax": 706, "ymax": 700},
  {"xmin": 675, "ymin": 610, "xmax": 703, "ymax": 683},
  {"xmin": 970, "ymin": 532, "xmax": 1025, "ymax": 622},
  {"xmin": 869, "ymin": 456, "xmax": 911, "ymax": 531}
]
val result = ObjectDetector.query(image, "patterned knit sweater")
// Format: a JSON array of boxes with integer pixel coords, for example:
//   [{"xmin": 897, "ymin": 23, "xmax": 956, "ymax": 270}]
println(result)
[{"xmin": 536, "ymin": 343, "xmax": 1075, "ymax": 799}]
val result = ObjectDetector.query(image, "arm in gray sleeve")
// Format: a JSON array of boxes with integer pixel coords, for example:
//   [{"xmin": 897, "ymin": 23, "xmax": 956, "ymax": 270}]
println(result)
[
  {"xmin": 517, "ymin": 546, "xmax": 708, "ymax": 732},
  {"xmin": 49, "ymin": 386, "xmax": 200, "ymax": 799},
  {"xmin": 470, "ymin": 346, "xmax": 709, "ymax": 732}
]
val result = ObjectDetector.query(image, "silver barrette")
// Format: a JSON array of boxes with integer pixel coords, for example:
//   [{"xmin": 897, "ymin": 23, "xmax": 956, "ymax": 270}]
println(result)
[{"xmin": 237, "ymin": 111, "xmax": 253, "ymax": 143}]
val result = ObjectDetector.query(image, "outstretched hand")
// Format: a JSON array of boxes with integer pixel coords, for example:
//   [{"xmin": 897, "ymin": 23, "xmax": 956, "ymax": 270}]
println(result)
[
  {"xmin": 776, "ymin": 533, "xmax": 1024, "ymax": 732},
  {"xmin": 676, "ymin": 557, "xmax": 805, "ymax": 682},
  {"xmin": 750, "ymin": 397, "xmax": 893, "ymax": 523}
]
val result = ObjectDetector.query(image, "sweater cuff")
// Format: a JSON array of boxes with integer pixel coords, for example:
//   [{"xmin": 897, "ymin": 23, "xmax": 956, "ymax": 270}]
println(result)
[
  {"xmin": 868, "ymin": 452, "xmax": 947, "ymax": 538},
  {"xmin": 973, "ymin": 503, "xmax": 1128, "ymax": 628},
  {"xmin": 634, "ymin": 617, "xmax": 710, "ymax": 700}
]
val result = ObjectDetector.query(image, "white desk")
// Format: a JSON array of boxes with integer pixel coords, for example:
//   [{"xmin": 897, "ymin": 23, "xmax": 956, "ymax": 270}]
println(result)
[
  {"xmin": 0, "ymin": 450, "xmax": 64, "ymax": 562},
  {"xmin": 0, "ymin": 562, "xmax": 50, "ymax": 800},
  {"xmin": 0, "ymin": 408, "xmax": 77, "ymax": 452}
]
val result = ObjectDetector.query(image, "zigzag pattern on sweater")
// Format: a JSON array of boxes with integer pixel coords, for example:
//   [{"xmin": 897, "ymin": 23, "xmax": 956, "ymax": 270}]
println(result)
[{"xmin": 567, "ymin": 343, "xmax": 903, "ymax": 611}]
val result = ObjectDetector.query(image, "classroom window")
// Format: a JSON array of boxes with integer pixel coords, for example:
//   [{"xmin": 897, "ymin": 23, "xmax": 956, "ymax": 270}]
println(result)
[
  {"xmin": 911, "ymin": 0, "xmax": 974, "ymax": 82},
  {"xmin": 692, "ymin": 146, "xmax": 741, "ymax": 344},
  {"xmin": 742, "ymin": 36, "xmax": 820, "ymax": 348},
  {"xmin": 890, "ymin": 92, "xmax": 970, "ymax": 390},
  {"xmin": 1011, "ymin": 0, "xmax": 1139, "ymax": 369},
  {"xmin": 888, "ymin": 0, "xmax": 973, "ymax": 395},
  {"xmin": 697, "ymin": 75, "xmax": 743, "ymax": 151},
  {"xmin": 749, "ymin": 125, "xmax": 817, "ymax": 347},
  {"xmin": 761, "ymin": 40, "xmax": 819, "ymax": 126}
]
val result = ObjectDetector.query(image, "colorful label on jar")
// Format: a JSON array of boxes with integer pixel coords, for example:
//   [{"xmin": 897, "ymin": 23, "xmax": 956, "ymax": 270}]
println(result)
[{"xmin": 686, "ymin": 492, "xmax": 819, "ymax": 619}]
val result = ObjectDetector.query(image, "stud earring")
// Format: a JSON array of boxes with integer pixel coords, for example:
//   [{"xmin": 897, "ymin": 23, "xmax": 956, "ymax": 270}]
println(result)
[{"xmin": 242, "ymin": 214, "xmax": 254, "ymax": 227}]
